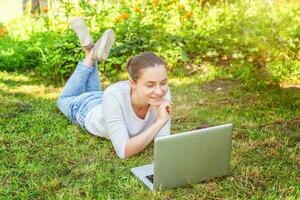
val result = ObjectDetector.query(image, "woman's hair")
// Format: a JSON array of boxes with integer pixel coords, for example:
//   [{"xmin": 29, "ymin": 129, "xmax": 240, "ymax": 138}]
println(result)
[{"xmin": 125, "ymin": 52, "xmax": 168, "ymax": 81}]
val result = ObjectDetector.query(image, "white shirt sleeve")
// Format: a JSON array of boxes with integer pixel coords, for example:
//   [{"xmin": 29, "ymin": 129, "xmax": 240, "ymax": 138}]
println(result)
[{"xmin": 102, "ymin": 92, "xmax": 129, "ymax": 159}]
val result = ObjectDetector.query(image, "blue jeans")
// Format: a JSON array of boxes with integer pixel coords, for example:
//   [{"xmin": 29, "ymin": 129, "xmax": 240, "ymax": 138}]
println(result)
[{"xmin": 56, "ymin": 61, "xmax": 103, "ymax": 129}]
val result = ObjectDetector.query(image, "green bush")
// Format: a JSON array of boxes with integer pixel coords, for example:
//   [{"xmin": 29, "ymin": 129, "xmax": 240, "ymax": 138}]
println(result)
[
  {"xmin": 0, "ymin": 37, "xmax": 44, "ymax": 71},
  {"xmin": 36, "ymin": 32, "xmax": 83, "ymax": 83},
  {"xmin": 268, "ymin": 60, "xmax": 300, "ymax": 83},
  {"xmin": 0, "ymin": 0, "xmax": 299, "ymax": 84}
]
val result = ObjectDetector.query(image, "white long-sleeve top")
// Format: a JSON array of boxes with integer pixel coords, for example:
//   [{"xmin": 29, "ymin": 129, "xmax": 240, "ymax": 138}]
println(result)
[{"xmin": 84, "ymin": 80, "xmax": 171, "ymax": 159}]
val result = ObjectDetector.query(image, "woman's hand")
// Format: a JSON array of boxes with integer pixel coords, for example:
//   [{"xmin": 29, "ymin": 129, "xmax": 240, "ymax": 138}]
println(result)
[
  {"xmin": 155, "ymin": 101, "xmax": 172, "ymax": 125},
  {"xmin": 125, "ymin": 101, "xmax": 171, "ymax": 158}
]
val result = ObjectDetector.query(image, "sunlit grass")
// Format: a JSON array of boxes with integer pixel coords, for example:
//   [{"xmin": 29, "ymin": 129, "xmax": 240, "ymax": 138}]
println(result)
[
  {"xmin": 1, "ymin": 70, "xmax": 299, "ymax": 199},
  {"xmin": 0, "ymin": 1, "xmax": 299, "ymax": 197}
]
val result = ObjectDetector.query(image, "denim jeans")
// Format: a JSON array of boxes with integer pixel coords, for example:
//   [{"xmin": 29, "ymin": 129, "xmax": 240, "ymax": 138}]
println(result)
[{"xmin": 56, "ymin": 61, "xmax": 103, "ymax": 129}]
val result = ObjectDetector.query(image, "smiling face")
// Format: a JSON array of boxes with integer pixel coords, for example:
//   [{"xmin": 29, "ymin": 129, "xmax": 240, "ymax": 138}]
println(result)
[{"xmin": 130, "ymin": 65, "xmax": 168, "ymax": 106}]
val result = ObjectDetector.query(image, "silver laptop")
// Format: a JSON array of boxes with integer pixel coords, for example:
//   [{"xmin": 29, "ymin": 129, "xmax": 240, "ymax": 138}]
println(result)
[{"xmin": 131, "ymin": 123, "xmax": 233, "ymax": 191}]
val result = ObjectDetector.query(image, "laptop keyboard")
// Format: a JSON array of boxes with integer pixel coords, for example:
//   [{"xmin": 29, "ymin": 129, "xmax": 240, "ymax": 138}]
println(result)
[{"xmin": 146, "ymin": 174, "xmax": 154, "ymax": 183}]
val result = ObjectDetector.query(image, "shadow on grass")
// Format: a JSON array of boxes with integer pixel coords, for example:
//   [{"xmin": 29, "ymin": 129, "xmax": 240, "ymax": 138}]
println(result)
[{"xmin": 0, "ymin": 77, "xmax": 39, "ymax": 88}]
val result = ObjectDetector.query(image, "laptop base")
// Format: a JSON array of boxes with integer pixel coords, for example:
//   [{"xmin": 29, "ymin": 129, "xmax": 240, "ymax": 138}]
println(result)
[{"xmin": 131, "ymin": 164, "xmax": 154, "ymax": 191}]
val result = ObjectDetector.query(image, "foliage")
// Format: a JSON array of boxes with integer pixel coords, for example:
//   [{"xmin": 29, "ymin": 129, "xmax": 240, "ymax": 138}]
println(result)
[
  {"xmin": 0, "ymin": 0, "xmax": 299, "ymax": 85},
  {"xmin": 268, "ymin": 60, "xmax": 300, "ymax": 83}
]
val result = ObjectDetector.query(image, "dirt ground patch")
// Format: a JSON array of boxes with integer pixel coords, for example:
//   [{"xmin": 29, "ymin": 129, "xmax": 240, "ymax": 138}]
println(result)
[{"xmin": 201, "ymin": 79, "xmax": 239, "ymax": 93}]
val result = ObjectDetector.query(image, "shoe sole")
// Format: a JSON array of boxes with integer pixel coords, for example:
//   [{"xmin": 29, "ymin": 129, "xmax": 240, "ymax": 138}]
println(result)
[
  {"xmin": 70, "ymin": 17, "xmax": 93, "ymax": 47},
  {"xmin": 95, "ymin": 29, "xmax": 115, "ymax": 61}
]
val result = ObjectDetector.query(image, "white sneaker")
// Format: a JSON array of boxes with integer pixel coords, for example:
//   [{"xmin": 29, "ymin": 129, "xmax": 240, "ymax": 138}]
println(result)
[
  {"xmin": 70, "ymin": 17, "xmax": 94, "ymax": 48},
  {"xmin": 92, "ymin": 29, "xmax": 115, "ymax": 61}
]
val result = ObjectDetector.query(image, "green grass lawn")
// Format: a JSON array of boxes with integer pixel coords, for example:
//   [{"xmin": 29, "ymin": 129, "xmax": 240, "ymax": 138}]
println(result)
[{"xmin": 0, "ymin": 70, "xmax": 299, "ymax": 199}]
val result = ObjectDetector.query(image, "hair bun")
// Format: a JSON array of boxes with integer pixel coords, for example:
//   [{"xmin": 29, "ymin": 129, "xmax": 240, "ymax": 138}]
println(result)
[{"xmin": 125, "ymin": 57, "xmax": 133, "ymax": 73}]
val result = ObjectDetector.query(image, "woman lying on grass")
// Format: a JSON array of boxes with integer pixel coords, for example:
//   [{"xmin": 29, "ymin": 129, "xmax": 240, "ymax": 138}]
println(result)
[{"xmin": 56, "ymin": 17, "xmax": 172, "ymax": 159}]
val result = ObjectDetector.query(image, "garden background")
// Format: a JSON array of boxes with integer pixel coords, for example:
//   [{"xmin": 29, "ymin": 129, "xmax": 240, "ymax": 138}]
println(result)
[{"xmin": 0, "ymin": 0, "xmax": 299, "ymax": 199}]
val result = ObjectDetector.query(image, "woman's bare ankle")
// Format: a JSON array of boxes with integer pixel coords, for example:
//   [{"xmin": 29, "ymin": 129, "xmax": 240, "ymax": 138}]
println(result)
[{"xmin": 83, "ymin": 49, "xmax": 95, "ymax": 67}]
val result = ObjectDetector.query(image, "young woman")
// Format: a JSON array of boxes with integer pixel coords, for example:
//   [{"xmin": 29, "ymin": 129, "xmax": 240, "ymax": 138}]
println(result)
[{"xmin": 56, "ymin": 17, "xmax": 172, "ymax": 159}]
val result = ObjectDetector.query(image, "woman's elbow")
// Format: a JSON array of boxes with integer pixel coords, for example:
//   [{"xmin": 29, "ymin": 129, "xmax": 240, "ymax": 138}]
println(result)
[
  {"xmin": 123, "ymin": 144, "xmax": 138, "ymax": 159},
  {"xmin": 123, "ymin": 148, "xmax": 132, "ymax": 159}
]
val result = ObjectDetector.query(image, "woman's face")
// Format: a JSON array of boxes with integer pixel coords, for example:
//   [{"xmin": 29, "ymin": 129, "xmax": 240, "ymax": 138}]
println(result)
[{"xmin": 131, "ymin": 65, "xmax": 168, "ymax": 106}]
